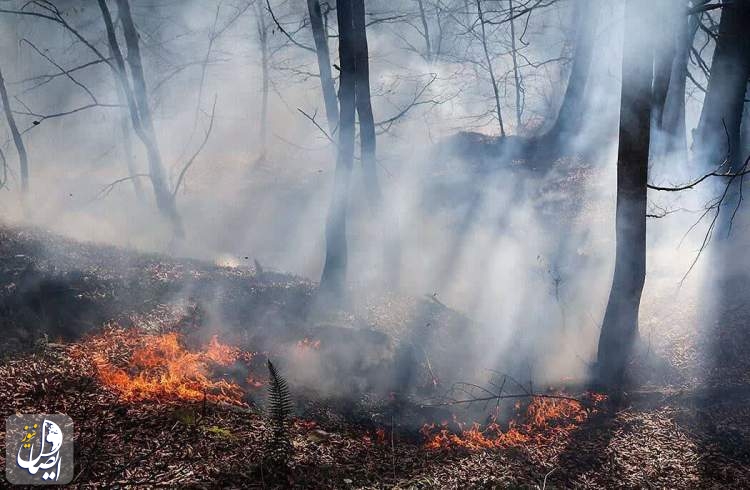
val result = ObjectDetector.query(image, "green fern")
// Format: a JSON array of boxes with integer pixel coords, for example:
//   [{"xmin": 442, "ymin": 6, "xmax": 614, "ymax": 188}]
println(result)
[{"xmin": 266, "ymin": 359, "xmax": 293, "ymax": 457}]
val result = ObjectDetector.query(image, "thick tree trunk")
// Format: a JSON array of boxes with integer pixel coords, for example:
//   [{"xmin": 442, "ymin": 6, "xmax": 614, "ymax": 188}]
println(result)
[
  {"xmin": 596, "ymin": 0, "xmax": 654, "ymax": 391},
  {"xmin": 352, "ymin": 0, "xmax": 401, "ymax": 287},
  {"xmin": 693, "ymin": 1, "xmax": 750, "ymax": 169},
  {"xmin": 0, "ymin": 65, "xmax": 29, "ymax": 194},
  {"xmin": 307, "ymin": 0, "xmax": 339, "ymax": 133},
  {"xmin": 542, "ymin": 0, "xmax": 598, "ymax": 141},
  {"xmin": 114, "ymin": 0, "xmax": 185, "ymax": 238},
  {"xmin": 320, "ymin": 0, "xmax": 357, "ymax": 296},
  {"xmin": 693, "ymin": 1, "xmax": 750, "ymax": 238}
]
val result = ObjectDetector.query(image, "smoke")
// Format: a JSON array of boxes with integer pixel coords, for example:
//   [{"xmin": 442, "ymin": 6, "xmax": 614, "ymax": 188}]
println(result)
[{"xmin": 0, "ymin": 0, "xmax": 736, "ymax": 398}]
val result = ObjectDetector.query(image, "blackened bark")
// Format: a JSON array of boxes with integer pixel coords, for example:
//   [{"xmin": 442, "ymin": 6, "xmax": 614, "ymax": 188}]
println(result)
[
  {"xmin": 694, "ymin": 1, "xmax": 750, "ymax": 169},
  {"xmin": 320, "ymin": 0, "xmax": 356, "ymax": 296},
  {"xmin": 596, "ymin": 0, "xmax": 653, "ymax": 391},
  {"xmin": 308, "ymin": 0, "xmax": 339, "ymax": 133},
  {"xmin": 543, "ymin": 0, "xmax": 598, "ymax": 141},
  {"xmin": 114, "ymin": 0, "xmax": 185, "ymax": 238},
  {"xmin": 0, "ymin": 65, "xmax": 29, "ymax": 193}
]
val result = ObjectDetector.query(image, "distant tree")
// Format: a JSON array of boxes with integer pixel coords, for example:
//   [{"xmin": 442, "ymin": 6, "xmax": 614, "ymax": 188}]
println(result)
[
  {"xmin": 0, "ymin": 64, "xmax": 29, "ymax": 194},
  {"xmin": 307, "ymin": 0, "xmax": 339, "ymax": 133},
  {"xmin": 541, "ymin": 0, "xmax": 598, "ymax": 144},
  {"xmin": 98, "ymin": 0, "xmax": 185, "ymax": 238},
  {"xmin": 596, "ymin": 0, "xmax": 655, "ymax": 391},
  {"xmin": 658, "ymin": 1, "xmax": 700, "ymax": 161}
]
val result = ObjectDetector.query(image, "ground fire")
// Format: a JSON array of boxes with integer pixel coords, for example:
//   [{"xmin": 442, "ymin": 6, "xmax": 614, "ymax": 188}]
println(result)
[
  {"xmin": 75, "ymin": 328, "xmax": 248, "ymax": 405},
  {"xmin": 420, "ymin": 394, "xmax": 605, "ymax": 451}
]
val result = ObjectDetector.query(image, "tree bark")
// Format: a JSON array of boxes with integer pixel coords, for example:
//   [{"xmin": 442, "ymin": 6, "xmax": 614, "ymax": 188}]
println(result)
[
  {"xmin": 596, "ymin": 0, "xmax": 654, "ymax": 391},
  {"xmin": 0, "ymin": 65, "xmax": 29, "ymax": 194},
  {"xmin": 693, "ymin": 1, "xmax": 750, "ymax": 169},
  {"xmin": 112, "ymin": 0, "xmax": 185, "ymax": 238},
  {"xmin": 307, "ymin": 0, "xmax": 339, "ymax": 133},
  {"xmin": 320, "ymin": 0, "xmax": 357, "ymax": 296}
]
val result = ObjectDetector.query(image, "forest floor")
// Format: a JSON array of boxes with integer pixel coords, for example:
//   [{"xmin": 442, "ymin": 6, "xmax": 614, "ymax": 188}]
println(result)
[{"xmin": 0, "ymin": 224, "xmax": 749, "ymax": 488}]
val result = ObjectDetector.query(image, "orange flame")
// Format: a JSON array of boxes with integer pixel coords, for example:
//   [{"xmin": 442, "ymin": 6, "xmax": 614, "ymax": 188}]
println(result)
[
  {"xmin": 421, "ymin": 394, "xmax": 605, "ymax": 451},
  {"xmin": 84, "ymin": 329, "xmax": 246, "ymax": 405}
]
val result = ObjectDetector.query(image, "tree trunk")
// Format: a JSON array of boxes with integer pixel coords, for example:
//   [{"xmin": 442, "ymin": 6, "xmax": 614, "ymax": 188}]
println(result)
[
  {"xmin": 543, "ymin": 0, "xmax": 598, "ymax": 141},
  {"xmin": 0, "ymin": 65, "xmax": 29, "ymax": 194},
  {"xmin": 256, "ymin": 1, "xmax": 270, "ymax": 159},
  {"xmin": 111, "ymin": 64, "xmax": 145, "ymax": 200},
  {"xmin": 596, "ymin": 0, "xmax": 654, "ymax": 391},
  {"xmin": 416, "ymin": 0, "xmax": 432, "ymax": 60},
  {"xmin": 320, "ymin": 0, "xmax": 357, "ymax": 296},
  {"xmin": 693, "ymin": 1, "xmax": 750, "ymax": 238},
  {"xmin": 114, "ymin": 0, "xmax": 185, "ymax": 238},
  {"xmin": 508, "ymin": 0, "xmax": 522, "ymax": 131},
  {"xmin": 693, "ymin": 1, "xmax": 750, "ymax": 169},
  {"xmin": 476, "ymin": 0, "xmax": 505, "ymax": 136},
  {"xmin": 352, "ymin": 0, "xmax": 401, "ymax": 287},
  {"xmin": 651, "ymin": 1, "xmax": 678, "ymax": 133},
  {"xmin": 660, "ymin": 5, "xmax": 699, "ymax": 160},
  {"xmin": 307, "ymin": 0, "xmax": 339, "ymax": 133}
]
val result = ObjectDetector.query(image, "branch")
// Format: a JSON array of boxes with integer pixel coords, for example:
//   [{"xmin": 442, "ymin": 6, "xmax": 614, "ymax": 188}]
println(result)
[
  {"xmin": 93, "ymin": 173, "xmax": 151, "ymax": 201},
  {"xmin": 264, "ymin": 0, "xmax": 315, "ymax": 52},
  {"xmin": 172, "ymin": 95, "xmax": 218, "ymax": 198},
  {"xmin": 297, "ymin": 107, "xmax": 334, "ymax": 143}
]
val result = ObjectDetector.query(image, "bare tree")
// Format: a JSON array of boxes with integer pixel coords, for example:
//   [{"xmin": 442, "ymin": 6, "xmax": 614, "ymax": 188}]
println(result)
[
  {"xmin": 476, "ymin": 0, "xmax": 506, "ymax": 136},
  {"xmin": 693, "ymin": 0, "xmax": 750, "ymax": 168},
  {"xmin": 596, "ymin": 0, "xmax": 655, "ymax": 391},
  {"xmin": 307, "ymin": 0, "xmax": 339, "ymax": 133},
  {"xmin": 320, "ymin": 0, "xmax": 357, "ymax": 296},
  {"xmin": 541, "ymin": 0, "xmax": 598, "ymax": 143},
  {"xmin": 256, "ymin": 0, "xmax": 270, "ymax": 159},
  {"xmin": 692, "ymin": 0, "xmax": 750, "ymax": 237},
  {"xmin": 0, "ymin": 64, "xmax": 29, "ymax": 194},
  {"xmin": 98, "ymin": 0, "xmax": 184, "ymax": 238}
]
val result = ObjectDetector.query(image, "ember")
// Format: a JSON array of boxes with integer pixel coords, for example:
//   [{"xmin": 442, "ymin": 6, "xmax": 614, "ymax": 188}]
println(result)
[
  {"xmin": 296, "ymin": 337, "xmax": 321, "ymax": 351},
  {"xmin": 78, "ymin": 328, "xmax": 247, "ymax": 405}
]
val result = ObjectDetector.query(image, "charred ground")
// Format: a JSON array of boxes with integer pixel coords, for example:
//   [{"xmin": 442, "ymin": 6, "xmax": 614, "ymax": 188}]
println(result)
[{"xmin": 0, "ymin": 224, "xmax": 748, "ymax": 488}]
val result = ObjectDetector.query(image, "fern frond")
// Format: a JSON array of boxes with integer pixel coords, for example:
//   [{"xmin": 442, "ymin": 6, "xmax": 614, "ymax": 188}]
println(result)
[{"xmin": 266, "ymin": 359, "xmax": 293, "ymax": 453}]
